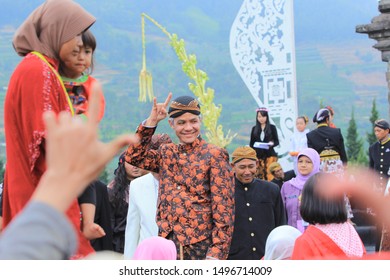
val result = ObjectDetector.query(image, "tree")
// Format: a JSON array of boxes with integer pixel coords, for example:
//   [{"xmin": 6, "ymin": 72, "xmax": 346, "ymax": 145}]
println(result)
[
  {"xmin": 356, "ymin": 147, "xmax": 369, "ymax": 166},
  {"xmin": 367, "ymin": 98, "xmax": 379, "ymax": 146},
  {"xmin": 346, "ymin": 107, "xmax": 364, "ymax": 163}
]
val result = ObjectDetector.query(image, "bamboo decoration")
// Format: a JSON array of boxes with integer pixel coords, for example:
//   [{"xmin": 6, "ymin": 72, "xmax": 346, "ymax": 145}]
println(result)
[
  {"xmin": 140, "ymin": 13, "xmax": 236, "ymax": 148},
  {"xmin": 139, "ymin": 15, "xmax": 154, "ymax": 102}
]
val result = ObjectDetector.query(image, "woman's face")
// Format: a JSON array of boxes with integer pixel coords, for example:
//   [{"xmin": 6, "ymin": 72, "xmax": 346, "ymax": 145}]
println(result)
[
  {"xmin": 124, "ymin": 162, "xmax": 146, "ymax": 180},
  {"xmin": 296, "ymin": 118, "xmax": 306, "ymax": 132},
  {"xmin": 257, "ymin": 112, "xmax": 267, "ymax": 125},
  {"xmin": 297, "ymin": 155, "xmax": 313, "ymax": 176}
]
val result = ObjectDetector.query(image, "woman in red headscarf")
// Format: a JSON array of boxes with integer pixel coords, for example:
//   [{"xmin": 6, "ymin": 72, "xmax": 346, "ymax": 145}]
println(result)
[{"xmin": 3, "ymin": 0, "xmax": 96, "ymax": 258}]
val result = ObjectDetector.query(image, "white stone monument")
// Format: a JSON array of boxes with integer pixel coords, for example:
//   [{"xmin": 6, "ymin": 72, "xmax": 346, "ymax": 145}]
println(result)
[{"xmin": 230, "ymin": 0, "xmax": 297, "ymax": 169}]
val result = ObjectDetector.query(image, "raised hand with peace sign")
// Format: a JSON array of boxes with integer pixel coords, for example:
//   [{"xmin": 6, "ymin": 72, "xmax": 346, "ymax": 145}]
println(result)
[{"xmin": 145, "ymin": 92, "xmax": 172, "ymax": 127}]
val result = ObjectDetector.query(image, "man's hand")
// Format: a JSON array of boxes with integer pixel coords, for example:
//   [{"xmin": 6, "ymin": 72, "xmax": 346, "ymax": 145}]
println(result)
[{"xmin": 145, "ymin": 92, "xmax": 172, "ymax": 127}]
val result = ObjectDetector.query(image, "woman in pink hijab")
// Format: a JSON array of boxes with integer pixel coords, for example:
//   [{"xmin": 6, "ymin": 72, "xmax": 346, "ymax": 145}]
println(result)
[{"xmin": 132, "ymin": 236, "xmax": 177, "ymax": 260}]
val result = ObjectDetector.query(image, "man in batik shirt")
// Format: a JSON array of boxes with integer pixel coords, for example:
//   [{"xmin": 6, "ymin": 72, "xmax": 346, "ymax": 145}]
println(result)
[{"xmin": 125, "ymin": 94, "xmax": 235, "ymax": 260}]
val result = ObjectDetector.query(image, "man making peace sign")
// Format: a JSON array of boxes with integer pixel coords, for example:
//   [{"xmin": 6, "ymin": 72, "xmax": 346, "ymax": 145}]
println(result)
[{"xmin": 125, "ymin": 94, "xmax": 235, "ymax": 260}]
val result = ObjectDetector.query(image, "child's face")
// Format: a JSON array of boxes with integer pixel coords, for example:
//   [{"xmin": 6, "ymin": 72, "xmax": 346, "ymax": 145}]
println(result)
[
  {"xmin": 61, "ymin": 45, "xmax": 93, "ymax": 78},
  {"xmin": 296, "ymin": 118, "xmax": 306, "ymax": 132}
]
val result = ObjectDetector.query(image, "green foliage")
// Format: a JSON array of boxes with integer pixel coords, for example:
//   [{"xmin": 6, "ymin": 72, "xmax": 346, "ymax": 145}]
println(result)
[
  {"xmin": 346, "ymin": 108, "xmax": 365, "ymax": 163},
  {"xmin": 367, "ymin": 98, "xmax": 379, "ymax": 146},
  {"xmin": 139, "ymin": 14, "xmax": 236, "ymax": 148},
  {"xmin": 170, "ymin": 34, "xmax": 237, "ymax": 148},
  {"xmin": 356, "ymin": 146, "xmax": 369, "ymax": 166}
]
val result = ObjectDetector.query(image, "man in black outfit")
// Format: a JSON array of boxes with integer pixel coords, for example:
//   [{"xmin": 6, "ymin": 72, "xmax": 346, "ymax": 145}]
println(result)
[
  {"xmin": 268, "ymin": 162, "xmax": 295, "ymax": 189},
  {"xmin": 228, "ymin": 146, "xmax": 286, "ymax": 260},
  {"xmin": 369, "ymin": 119, "xmax": 390, "ymax": 190},
  {"xmin": 368, "ymin": 119, "xmax": 390, "ymax": 251},
  {"xmin": 306, "ymin": 108, "xmax": 348, "ymax": 170}
]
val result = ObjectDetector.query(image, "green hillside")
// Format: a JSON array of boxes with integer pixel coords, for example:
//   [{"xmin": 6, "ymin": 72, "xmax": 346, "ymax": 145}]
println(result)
[{"xmin": 0, "ymin": 0, "xmax": 388, "ymax": 179}]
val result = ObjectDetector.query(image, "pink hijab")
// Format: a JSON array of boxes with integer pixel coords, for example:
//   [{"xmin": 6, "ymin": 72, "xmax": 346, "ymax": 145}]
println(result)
[
  {"xmin": 289, "ymin": 148, "xmax": 320, "ymax": 190},
  {"xmin": 13, "ymin": 0, "xmax": 95, "ymax": 59},
  {"xmin": 132, "ymin": 237, "xmax": 177, "ymax": 260}
]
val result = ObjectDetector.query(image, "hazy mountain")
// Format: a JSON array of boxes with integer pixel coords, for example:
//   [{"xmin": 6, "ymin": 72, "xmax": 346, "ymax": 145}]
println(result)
[
  {"xmin": 0, "ymin": 0, "xmax": 380, "ymax": 42},
  {"xmin": 0, "ymin": 0, "xmax": 387, "ymax": 175}
]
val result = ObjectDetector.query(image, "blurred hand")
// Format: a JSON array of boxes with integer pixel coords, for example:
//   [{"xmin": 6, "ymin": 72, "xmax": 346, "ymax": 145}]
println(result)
[
  {"xmin": 317, "ymin": 166, "xmax": 390, "ymax": 227},
  {"xmin": 32, "ymin": 81, "xmax": 139, "ymax": 213}
]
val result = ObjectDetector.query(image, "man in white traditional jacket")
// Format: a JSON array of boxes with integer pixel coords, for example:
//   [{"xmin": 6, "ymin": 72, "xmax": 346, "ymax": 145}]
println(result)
[
  {"xmin": 124, "ymin": 172, "xmax": 160, "ymax": 259},
  {"xmin": 123, "ymin": 133, "xmax": 171, "ymax": 259}
]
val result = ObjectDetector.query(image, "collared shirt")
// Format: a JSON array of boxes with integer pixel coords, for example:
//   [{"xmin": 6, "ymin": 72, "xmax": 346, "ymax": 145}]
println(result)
[
  {"xmin": 125, "ymin": 124, "xmax": 235, "ymax": 260},
  {"xmin": 228, "ymin": 178, "xmax": 286, "ymax": 260},
  {"xmin": 369, "ymin": 138, "xmax": 390, "ymax": 190}
]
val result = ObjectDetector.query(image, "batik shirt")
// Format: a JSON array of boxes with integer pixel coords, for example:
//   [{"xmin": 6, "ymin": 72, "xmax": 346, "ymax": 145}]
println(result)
[{"xmin": 125, "ymin": 124, "xmax": 235, "ymax": 260}]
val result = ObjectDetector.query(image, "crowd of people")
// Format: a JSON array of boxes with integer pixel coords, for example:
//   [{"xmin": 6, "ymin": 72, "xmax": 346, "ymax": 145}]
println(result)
[{"xmin": 1, "ymin": 0, "xmax": 390, "ymax": 261}]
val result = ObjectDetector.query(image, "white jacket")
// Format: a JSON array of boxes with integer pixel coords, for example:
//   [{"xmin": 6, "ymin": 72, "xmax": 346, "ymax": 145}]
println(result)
[{"xmin": 123, "ymin": 173, "xmax": 159, "ymax": 259}]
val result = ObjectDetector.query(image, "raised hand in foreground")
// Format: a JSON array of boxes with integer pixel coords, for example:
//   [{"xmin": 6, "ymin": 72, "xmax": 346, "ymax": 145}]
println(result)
[{"xmin": 32, "ymin": 81, "xmax": 139, "ymax": 213}]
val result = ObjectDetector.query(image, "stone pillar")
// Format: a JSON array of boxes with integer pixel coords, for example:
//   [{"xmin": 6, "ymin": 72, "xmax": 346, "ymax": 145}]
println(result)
[
  {"xmin": 356, "ymin": 0, "xmax": 390, "ymax": 120},
  {"xmin": 356, "ymin": 0, "xmax": 390, "ymax": 252}
]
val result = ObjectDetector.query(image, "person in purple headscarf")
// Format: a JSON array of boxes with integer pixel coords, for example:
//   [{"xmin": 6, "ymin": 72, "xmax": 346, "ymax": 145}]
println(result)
[{"xmin": 280, "ymin": 148, "xmax": 320, "ymax": 232}]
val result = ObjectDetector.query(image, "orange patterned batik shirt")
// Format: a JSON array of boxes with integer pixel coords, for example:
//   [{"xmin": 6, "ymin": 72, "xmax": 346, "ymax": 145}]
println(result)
[{"xmin": 125, "ymin": 124, "xmax": 235, "ymax": 260}]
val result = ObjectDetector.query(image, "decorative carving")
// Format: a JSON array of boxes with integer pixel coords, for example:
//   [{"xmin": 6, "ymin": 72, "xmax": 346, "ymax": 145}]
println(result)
[{"xmin": 230, "ymin": 0, "xmax": 297, "ymax": 168}]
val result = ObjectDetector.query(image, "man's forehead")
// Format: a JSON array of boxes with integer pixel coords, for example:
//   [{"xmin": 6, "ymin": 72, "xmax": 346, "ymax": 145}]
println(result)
[
  {"xmin": 235, "ymin": 159, "xmax": 257, "ymax": 166},
  {"xmin": 175, "ymin": 113, "xmax": 200, "ymax": 121}
]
